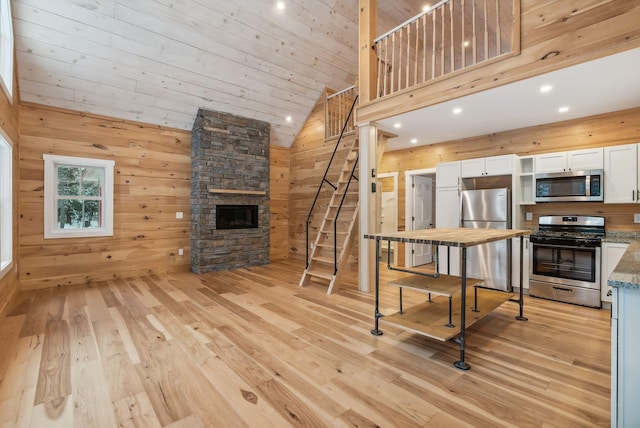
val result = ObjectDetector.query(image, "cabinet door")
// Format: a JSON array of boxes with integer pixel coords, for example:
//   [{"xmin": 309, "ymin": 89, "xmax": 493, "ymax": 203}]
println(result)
[
  {"xmin": 435, "ymin": 186, "xmax": 461, "ymax": 275},
  {"xmin": 435, "ymin": 186, "xmax": 460, "ymax": 228},
  {"xmin": 535, "ymin": 152, "xmax": 567, "ymax": 173},
  {"xmin": 616, "ymin": 287, "xmax": 640, "ymax": 426},
  {"xmin": 604, "ymin": 144, "xmax": 638, "ymax": 204},
  {"xmin": 438, "ymin": 246, "xmax": 460, "ymax": 276},
  {"xmin": 460, "ymin": 158, "xmax": 485, "ymax": 178},
  {"xmin": 436, "ymin": 161, "xmax": 461, "ymax": 188},
  {"xmin": 568, "ymin": 148, "xmax": 603, "ymax": 171},
  {"xmin": 484, "ymin": 154, "xmax": 514, "ymax": 176},
  {"xmin": 601, "ymin": 243, "xmax": 628, "ymax": 303}
]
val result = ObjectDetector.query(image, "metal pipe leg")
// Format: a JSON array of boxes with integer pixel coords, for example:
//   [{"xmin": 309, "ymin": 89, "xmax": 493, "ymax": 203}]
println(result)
[
  {"xmin": 371, "ymin": 238, "xmax": 384, "ymax": 336},
  {"xmin": 399, "ymin": 287, "xmax": 404, "ymax": 314},
  {"xmin": 445, "ymin": 296, "xmax": 454, "ymax": 328},
  {"xmin": 454, "ymin": 247, "xmax": 470, "ymax": 370},
  {"xmin": 472, "ymin": 286, "xmax": 479, "ymax": 312},
  {"xmin": 516, "ymin": 235, "xmax": 528, "ymax": 321}
]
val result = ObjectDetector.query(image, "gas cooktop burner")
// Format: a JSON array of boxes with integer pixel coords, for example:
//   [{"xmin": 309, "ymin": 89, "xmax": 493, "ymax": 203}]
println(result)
[{"xmin": 531, "ymin": 215, "xmax": 605, "ymax": 247}]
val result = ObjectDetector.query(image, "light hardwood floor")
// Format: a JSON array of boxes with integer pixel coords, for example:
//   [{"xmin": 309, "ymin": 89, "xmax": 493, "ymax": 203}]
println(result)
[{"xmin": 0, "ymin": 257, "xmax": 610, "ymax": 427}]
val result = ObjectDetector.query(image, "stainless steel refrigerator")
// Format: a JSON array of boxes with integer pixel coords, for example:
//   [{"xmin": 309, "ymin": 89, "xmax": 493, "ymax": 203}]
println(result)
[{"xmin": 460, "ymin": 188, "xmax": 511, "ymax": 291}]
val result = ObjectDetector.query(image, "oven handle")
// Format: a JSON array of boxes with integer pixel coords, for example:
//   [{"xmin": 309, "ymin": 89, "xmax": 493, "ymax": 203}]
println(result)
[
  {"xmin": 553, "ymin": 286, "xmax": 574, "ymax": 293},
  {"xmin": 530, "ymin": 242, "xmax": 599, "ymax": 251}
]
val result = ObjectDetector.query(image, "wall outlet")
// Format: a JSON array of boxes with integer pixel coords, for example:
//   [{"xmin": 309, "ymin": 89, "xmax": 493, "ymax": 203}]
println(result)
[
  {"xmin": 634, "ymin": 213, "xmax": 640, "ymax": 223},
  {"xmin": 525, "ymin": 212, "xmax": 533, "ymax": 221},
  {"xmin": 176, "ymin": 211, "xmax": 184, "ymax": 219},
  {"xmin": 178, "ymin": 248, "xmax": 184, "ymax": 256}
]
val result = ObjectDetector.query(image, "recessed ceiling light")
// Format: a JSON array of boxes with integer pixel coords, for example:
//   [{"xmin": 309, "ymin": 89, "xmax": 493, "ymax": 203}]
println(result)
[
  {"xmin": 393, "ymin": 122, "xmax": 401, "ymax": 128},
  {"xmin": 540, "ymin": 84, "xmax": 553, "ymax": 93},
  {"xmin": 276, "ymin": 1, "xmax": 285, "ymax": 10},
  {"xmin": 411, "ymin": 138, "xmax": 418, "ymax": 144},
  {"xmin": 463, "ymin": 41, "xmax": 470, "ymax": 47},
  {"xmin": 452, "ymin": 107, "xmax": 462, "ymax": 114},
  {"xmin": 285, "ymin": 115, "xmax": 292, "ymax": 122},
  {"xmin": 423, "ymin": 5, "xmax": 431, "ymax": 12},
  {"xmin": 558, "ymin": 106, "xmax": 569, "ymax": 113}
]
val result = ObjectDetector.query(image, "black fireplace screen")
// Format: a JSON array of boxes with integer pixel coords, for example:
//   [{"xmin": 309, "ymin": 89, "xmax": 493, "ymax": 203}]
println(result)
[{"xmin": 216, "ymin": 205, "xmax": 259, "ymax": 229}]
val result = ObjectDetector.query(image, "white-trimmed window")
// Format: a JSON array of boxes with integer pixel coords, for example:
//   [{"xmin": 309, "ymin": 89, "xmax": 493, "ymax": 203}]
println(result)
[
  {"xmin": 43, "ymin": 155, "xmax": 115, "ymax": 239},
  {"xmin": 0, "ymin": 0, "xmax": 13, "ymax": 99},
  {"xmin": 0, "ymin": 134, "xmax": 11, "ymax": 276}
]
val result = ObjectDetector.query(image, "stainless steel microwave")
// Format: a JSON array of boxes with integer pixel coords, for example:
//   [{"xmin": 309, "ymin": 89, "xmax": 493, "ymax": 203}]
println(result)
[{"xmin": 534, "ymin": 169, "xmax": 603, "ymax": 202}]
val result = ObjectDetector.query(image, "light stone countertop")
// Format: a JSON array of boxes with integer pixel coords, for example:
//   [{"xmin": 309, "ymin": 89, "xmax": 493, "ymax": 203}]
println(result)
[{"xmin": 608, "ymin": 240, "xmax": 640, "ymax": 289}]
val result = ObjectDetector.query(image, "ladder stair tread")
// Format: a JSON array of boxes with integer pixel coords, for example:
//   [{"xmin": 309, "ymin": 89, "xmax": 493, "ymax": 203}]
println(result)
[
  {"xmin": 316, "ymin": 243, "xmax": 343, "ymax": 249},
  {"xmin": 304, "ymin": 270, "xmax": 334, "ymax": 280},
  {"xmin": 311, "ymin": 255, "xmax": 335, "ymax": 264}
]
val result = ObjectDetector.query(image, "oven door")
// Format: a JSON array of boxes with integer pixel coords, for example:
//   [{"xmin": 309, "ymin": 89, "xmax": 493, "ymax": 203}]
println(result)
[{"xmin": 530, "ymin": 242, "xmax": 600, "ymax": 290}]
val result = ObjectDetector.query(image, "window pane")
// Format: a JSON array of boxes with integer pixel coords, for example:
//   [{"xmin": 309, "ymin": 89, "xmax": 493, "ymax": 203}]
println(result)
[
  {"xmin": 82, "ymin": 179, "xmax": 100, "ymax": 196},
  {"xmin": 57, "ymin": 199, "xmax": 101, "ymax": 229},
  {"xmin": 57, "ymin": 166, "xmax": 82, "ymax": 196}
]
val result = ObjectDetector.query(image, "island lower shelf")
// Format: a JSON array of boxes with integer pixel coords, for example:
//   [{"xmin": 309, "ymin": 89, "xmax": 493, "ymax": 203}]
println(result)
[
  {"xmin": 381, "ymin": 287, "xmax": 514, "ymax": 342},
  {"xmin": 387, "ymin": 273, "xmax": 484, "ymax": 297}
]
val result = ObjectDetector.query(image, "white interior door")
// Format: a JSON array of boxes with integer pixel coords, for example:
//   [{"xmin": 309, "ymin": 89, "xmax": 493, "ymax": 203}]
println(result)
[
  {"xmin": 380, "ymin": 191, "xmax": 397, "ymax": 254},
  {"xmin": 412, "ymin": 175, "xmax": 433, "ymax": 265},
  {"xmin": 377, "ymin": 173, "xmax": 398, "ymax": 264}
]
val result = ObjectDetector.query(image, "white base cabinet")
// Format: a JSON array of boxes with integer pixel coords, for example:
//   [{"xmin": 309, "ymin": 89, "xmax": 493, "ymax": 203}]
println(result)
[
  {"xmin": 612, "ymin": 285, "xmax": 640, "ymax": 427},
  {"xmin": 601, "ymin": 243, "xmax": 628, "ymax": 303}
]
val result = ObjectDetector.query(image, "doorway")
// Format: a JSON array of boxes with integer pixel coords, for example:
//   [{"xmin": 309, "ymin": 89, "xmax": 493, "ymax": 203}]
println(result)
[
  {"xmin": 404, "ymin": 168, "xmax": 436, "ymax": 268},
  {"xmin": 377, "ymin": 172, "xmax": 398, "ymax": 265}
]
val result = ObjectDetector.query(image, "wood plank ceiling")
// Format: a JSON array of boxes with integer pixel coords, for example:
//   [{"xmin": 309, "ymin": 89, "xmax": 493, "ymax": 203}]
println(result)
[{"xmin": 12, "ymin": 0, "xmax": 426, "ymax": 147}]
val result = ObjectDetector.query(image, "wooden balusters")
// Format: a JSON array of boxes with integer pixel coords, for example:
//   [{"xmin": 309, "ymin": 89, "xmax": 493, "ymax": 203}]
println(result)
[{"xmin": 373, "ymin": 0, "xmax": 517, "ymax": 99}]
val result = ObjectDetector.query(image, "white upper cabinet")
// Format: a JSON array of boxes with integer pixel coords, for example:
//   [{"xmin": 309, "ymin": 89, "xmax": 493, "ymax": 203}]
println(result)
[
  {"xmin": 535, "ymin": 148, "xmax": 603, "ymax": 174},
  {"xmin": 604, "ymin": 143, "xmax": 639, "ymax": 204},
  {"xmin": 569, "ymin": 148, "xmax": 604, "ymax": 171},
  {"xmin": 534, "ymin": 152, "xmax": 567, "ymax": 174},
  {"xmin": 436, "ymin": 161, "xmax": 461, "ymax": 188},
  {"xmin": 461, "ymin": 154, "xmax": 514, "ymax": 178}
]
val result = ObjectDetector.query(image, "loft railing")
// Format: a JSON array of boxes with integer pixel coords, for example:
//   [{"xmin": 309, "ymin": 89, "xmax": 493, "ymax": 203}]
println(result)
[
  {"xmin": 374, "ymin": 0, "xmax": 519, "ymax": 99},
  {"xmin": 325, "ymin": 85, "xmax": 357, "ymax": 139}
]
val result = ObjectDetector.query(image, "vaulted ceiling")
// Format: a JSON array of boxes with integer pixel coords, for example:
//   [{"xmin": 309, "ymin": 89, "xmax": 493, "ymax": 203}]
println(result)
[{"xmin": 12, "ymin": 0, "xmax": 426, "ymax": 147}]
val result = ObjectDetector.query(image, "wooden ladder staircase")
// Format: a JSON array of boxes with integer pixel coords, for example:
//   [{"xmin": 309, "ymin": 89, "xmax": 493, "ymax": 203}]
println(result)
[{"xmin": 300, "ymin": 137, "xmax": 359, "ymax": 294}]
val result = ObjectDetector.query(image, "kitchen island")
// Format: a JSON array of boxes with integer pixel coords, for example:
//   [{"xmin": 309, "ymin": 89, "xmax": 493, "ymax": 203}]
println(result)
[
  {"xmin": 364, "ymin": 227, "xmax": 531, "ymax": 370},
  {"xmin": 608, "ymin": 239, "xmax": 640, "ymax": 427}
]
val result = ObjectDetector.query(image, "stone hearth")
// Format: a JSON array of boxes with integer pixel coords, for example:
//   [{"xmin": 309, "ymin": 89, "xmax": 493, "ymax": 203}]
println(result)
[{"xmin": 190, "ymin": 109, "xmax": 270, "ymax": 273}]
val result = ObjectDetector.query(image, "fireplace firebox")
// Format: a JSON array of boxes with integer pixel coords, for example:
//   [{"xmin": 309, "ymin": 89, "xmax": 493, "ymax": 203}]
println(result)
[{"xmin": 216, "ymin": 205, "xmax": 259, "ymax": 230}]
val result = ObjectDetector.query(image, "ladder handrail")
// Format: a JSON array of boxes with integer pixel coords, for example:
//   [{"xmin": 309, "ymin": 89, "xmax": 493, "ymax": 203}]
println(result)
[
  {"xmin": 333, "ymin": 155, "xmax": 359, "ymax": 274},
  {"xmin": 305, "ymin": 94, "xmax": 359, "ymax": 268}
]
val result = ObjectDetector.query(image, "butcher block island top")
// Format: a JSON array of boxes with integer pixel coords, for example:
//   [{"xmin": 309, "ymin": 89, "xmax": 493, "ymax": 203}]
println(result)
[{"xmin": 364, "ymin": 227, "xmax": 531, "ymax": 246}]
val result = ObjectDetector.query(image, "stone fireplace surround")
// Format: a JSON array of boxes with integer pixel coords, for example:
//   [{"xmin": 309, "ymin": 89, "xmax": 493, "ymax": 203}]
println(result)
[{"xmin": 190, "ymin": 108, "xmax": 270, "ymax": 273}]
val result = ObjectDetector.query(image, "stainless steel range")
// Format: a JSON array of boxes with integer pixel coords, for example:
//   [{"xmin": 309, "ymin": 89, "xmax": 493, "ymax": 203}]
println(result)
[{"xmin": 529, "ymin": 215, "xmax": 604, "ymax": 308}]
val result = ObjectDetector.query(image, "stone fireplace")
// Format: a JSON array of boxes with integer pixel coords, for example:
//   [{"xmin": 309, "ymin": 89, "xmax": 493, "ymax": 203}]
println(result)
[{"xmin": 190, "ymin": 108, "xmax": 270, "ymax": 273}]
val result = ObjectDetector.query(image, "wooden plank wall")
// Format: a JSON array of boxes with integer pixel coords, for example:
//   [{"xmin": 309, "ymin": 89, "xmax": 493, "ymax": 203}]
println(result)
[
  {"xmin": 18, "ymin": 103, "xmax": 292, "ymax": 289},
  {"xmin": 270, "ymin": 145, "xmax": 290, "ymax": 260},
  {"xmin": 18, "ymin": 104, "xmax": 193, "ymax": 290},
  {"xmin": 379, "ymin": 107, "xmax": 640, "ymax": 258},
  {"xmin": 0, "ymin": 62, "xmax": 21, "ymax": 315},
  {"xmin": 358, "ymin": 0, "xmax": 640, "ymax": 124}
]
